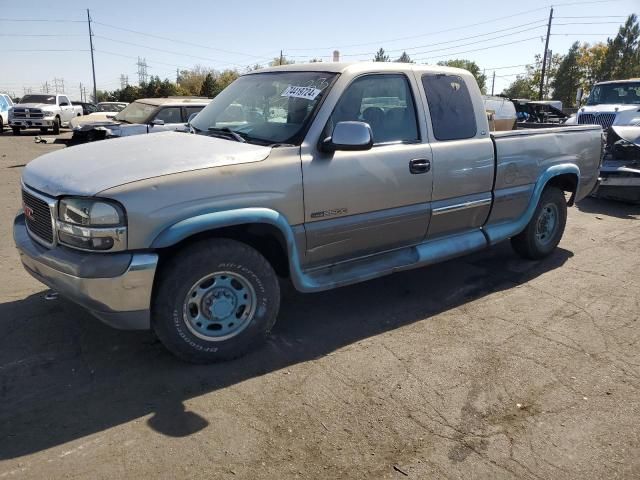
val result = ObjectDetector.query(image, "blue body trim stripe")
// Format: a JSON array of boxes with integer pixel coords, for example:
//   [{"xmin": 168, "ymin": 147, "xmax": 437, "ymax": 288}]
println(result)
[{"xmin": 150, "ymin": 164, "xmax": 579, "ymax": 292}]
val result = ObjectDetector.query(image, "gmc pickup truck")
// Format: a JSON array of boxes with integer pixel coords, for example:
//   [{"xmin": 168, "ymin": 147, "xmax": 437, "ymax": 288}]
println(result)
[
  {"xmin": 14, "ymin": 63, "xmax": 602, "ymax": 362},
  {"xmin": 9, "ymin": 94, "xmax": 83, "ymax": 135}
]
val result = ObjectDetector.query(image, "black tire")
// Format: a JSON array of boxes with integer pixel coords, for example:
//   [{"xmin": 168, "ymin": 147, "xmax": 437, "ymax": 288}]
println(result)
[
  {"xmin": 11, "ymin": 127, "xmax": 20, "ymax": 135},
  {"xmin": 153, "ymin": 238, "xmax": 281, "ymax": 363},
  {"xmin": 40, "ymin": 127, "xmax": 49, "ymax": 133},
  {"xmin": 52, "ymin": 117, "xmax": 60, "ymax": 135},
  {"xmin": 511, "ymin": 186, "xmax": 567, "ymax": 260},
  {"xmin": 0, "ymin": 117, "xmax": 3, "ymax": 133}
]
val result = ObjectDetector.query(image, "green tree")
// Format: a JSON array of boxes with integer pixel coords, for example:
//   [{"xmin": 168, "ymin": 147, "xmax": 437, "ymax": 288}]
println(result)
[
  {"xmin": 551, "ymin": 41, "xmax": 582, "ymax": 107},
  {"xmin": 373, "ymin": 48, "xmax": 390, "ymax": 62},
  {"xmin": 502, "ymin": 77, "xmax": 537, "ymax": 99},
  {"xmin": 395, "ymin": 52, "xmax": 413, "ymax": 63},
  {"xmin": 598, "ymin": 14, "xmax": 640, "ymax": 80},
  {"xmin": 438, "ymin": 59, "xmax": 487, "ymax": 93},
  {"xmin": 269, "ymin": 55, "xmax": 295, "ymax": 66},
  {"xmin": 199, "ymin": 73, "xmax": 216, "ymax": 97}
]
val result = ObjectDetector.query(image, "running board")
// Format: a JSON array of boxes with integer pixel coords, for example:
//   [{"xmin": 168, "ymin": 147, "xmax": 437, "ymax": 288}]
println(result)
[{"xmin": 300, "ymin": 230, "xmax": 488, "ymax": 292}]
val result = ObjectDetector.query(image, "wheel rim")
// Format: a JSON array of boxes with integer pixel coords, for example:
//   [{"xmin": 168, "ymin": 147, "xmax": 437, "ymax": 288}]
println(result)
[
  {"xmin": 535, "ymin": 202, "xmax": 558, "ymax": 245},
  {"xmin": 182, "ymin": 271, "xmax": 257, "ymax": 341}
]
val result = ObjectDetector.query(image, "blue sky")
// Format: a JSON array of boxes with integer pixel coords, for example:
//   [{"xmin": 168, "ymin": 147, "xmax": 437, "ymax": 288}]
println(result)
[{"xmin": 1, "ymin": 0, "xmax": 637, "ymax": 99}]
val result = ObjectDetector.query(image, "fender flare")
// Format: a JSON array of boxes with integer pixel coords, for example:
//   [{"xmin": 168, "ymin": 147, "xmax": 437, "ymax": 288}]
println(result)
[
  {"xmin": 484, "ymin": 163, "xmax": 580, "ymax": 245},
  {"xmin": 151, "ymin": 208, "xmax": 309, "ymax": 291}
]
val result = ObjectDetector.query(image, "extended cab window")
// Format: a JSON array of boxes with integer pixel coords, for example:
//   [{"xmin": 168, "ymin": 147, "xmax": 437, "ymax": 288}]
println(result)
[
  {"xmin": 329, "ymin": 74, "xmax": 419, "ymax": 144},
  {"xmin": 422, "ymin": 74, "xmax": 476, "ymax": 141},
  {"xmin": 154, "ymin": 107, "xmax": 182, "ymax": 123}
]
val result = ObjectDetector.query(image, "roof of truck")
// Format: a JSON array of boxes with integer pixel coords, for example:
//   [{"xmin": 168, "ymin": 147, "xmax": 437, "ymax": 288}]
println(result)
[
  {"xmin": 594, "ymin": 78, "xmax": 640, "ymax": 85},
  {"xmin": 246, "ymin": 62, "xmax": 470, "ymax": 77}
]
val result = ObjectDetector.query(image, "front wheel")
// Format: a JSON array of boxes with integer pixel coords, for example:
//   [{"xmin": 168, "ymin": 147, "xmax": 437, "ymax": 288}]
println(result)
[
  {"xmin": 52, "ymin": 117, "xmax": 60, "ymax": 135},
  {"xmin": 153, "ymin": 238, "xmax": 281, "ymax": 363},
  {"xmin": 511, "ymin": 186, "xmax": 567, "ymax": 260}
]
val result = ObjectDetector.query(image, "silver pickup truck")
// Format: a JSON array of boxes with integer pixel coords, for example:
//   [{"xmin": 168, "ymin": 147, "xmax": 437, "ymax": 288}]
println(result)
[{"xmin": 14, "ymin": 63, "xmax": 602, "ymax": 362}]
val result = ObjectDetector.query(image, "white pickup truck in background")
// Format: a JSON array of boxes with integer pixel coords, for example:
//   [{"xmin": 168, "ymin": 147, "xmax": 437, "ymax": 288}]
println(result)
[{"xmin": 9, "ymin": 94, "xmax": 82, "ymax": 135}]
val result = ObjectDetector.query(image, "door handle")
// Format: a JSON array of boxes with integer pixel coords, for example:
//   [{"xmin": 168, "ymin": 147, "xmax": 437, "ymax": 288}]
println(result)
[{"xmin": 409, "ymin": 158, "xmax": 431, "ymax": 174}]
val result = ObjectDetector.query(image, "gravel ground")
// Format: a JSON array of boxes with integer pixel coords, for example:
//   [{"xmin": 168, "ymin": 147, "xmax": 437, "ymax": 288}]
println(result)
[{"xmin": 0, "ymin": 129, "xmax": 639, "ymax": 479}]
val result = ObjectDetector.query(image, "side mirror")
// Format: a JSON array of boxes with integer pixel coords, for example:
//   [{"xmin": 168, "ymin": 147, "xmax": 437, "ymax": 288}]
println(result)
[
  {"xmin": 321, "ymin": 121, "xmax": 373, "ymax": 152},
  {"xmin": 151, "ymin": 119, "xmax": 165, "ymax": 126},
  {"xmin": 187, "ymin": 112, "xmax": 199, "ymax": 124}
]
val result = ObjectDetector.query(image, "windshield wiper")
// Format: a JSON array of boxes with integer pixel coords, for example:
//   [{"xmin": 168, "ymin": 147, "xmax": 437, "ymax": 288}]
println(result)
[{"xmin": 207, "ymin": 127, "xmax": 246, "ymax": 143}]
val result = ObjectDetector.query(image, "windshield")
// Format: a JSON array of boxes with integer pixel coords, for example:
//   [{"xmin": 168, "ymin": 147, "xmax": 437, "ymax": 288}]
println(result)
[
  {"xmin": 114, "ymin": 101, "xmax": 156, "ymax": 123},
  {"xmin": 97, "ymin": 103, "xmax": 127, "ymax": 112},
  {"xmin": 587, "ymin": 82, "xmax": 640, "ymax": 105},
  {"xmin": 21, "ymin": 94, "xmax": 56, "ymax": 104},
  {"xmin": 191, "ymin": 71, "xmax": 337, "ymax": 145}
]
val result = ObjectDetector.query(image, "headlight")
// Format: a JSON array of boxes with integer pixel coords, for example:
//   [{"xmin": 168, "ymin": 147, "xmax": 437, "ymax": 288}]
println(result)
[
  {"xmin": 42, "ymin": 110, "xmax": 56, "ymax": 117},
  {"xmin": 57, "ymin": 197, "xmax": 127, "ymax": 251}
]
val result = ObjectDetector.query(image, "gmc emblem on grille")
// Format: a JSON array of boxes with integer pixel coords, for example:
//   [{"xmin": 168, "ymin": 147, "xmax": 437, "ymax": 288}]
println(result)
[{"xmin": 24, "ymin": 205, "xmax": 35, "ymax": 221}]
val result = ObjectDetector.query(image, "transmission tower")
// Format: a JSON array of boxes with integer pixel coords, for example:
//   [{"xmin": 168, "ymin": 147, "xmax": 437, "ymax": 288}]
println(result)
[
  {"xmin": 136, "ymin": 57, "xmax": 148, "ymax": 84},
  {"xmin": 120, "ymin": 74, "xmax": 129, "ymax": 89},
  {"xmin": 53, "ymin": 78, "xmax": 65, "ymax": 93}
]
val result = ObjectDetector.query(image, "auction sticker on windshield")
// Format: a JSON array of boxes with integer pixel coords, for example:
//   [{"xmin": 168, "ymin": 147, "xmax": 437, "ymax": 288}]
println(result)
[{"xmin": 281, "ymin": 85, "xmax": 322, "ymax": 100}]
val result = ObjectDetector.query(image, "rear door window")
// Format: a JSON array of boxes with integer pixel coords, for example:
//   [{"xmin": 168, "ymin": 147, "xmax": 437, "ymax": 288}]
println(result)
[
  {"xmin": 154, "ymin": 107, "xmax": 182, "ymax": 124},
  {"xmin": 422, "ymin": 74, "xmax": 476, "ymax": 141}
]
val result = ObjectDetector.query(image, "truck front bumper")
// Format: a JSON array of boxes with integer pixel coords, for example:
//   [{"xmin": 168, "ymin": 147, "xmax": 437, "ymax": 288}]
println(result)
[
  {"xmin": 9, "ymin": 119, "xmax": 56, "ymax": 128},
  {"xmin": 13, "ymin": 214, "xmax": 158, "ymax": 330}
]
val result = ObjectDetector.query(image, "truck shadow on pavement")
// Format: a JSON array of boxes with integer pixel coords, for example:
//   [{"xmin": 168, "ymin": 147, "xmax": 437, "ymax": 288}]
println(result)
[
  {"xmin": 0, "ymin": 242, "xmax": 572, "ymax": 459},
  {"xmin": 576, "ymin": 196, "xmax": 640, "ymax": 220}
]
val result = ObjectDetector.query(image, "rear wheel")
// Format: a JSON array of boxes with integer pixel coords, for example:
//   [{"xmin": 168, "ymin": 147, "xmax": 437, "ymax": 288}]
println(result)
[
  {"xmin": 0, "ymin": 117, "xmax": 3, "ymax": 132},
  {"xmin": 153, "ymin": 238, "xmax": 281, "ymax": 363},
  {"xmin": 52, "ymin": 117, "xmax": 60, "ymax": 135},
  {"xmin": 11, "ymin": 127, "xmax": 20, "ymax": 135},
  {"xmin": 40, "ymin": 127, "xmax": 49, "ymax": 133},
  {"xmin": 511, "ymin": 186, "xmax": 567, "ymax": 260}
]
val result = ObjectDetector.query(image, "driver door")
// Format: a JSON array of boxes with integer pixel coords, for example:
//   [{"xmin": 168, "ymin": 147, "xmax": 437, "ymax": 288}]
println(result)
[{"xmin": 301, "ymin": 73, "xmax": 433, "ymax": 267}]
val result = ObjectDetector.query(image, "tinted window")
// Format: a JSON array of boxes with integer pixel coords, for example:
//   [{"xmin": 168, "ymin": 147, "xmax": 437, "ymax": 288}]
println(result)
[
  {"xmin": 154, "ymin": 107, "xmax": 182, "ymax": 123},
  {"xmin": 422, "ymin": 74, "xmax": 476, "ymax": 141},
  {"xmin": 329, "ymin": 74, "xmax": 419, "ymax": 144},
  {"xmin": 185, "ymin": 106, "xmax": 204, "ymax": 121},
  {"xmin": 59, "ymin": 96, "xmax": 70, "ymax": 106},
  {"xmin": 0, "ymin": 96, "xmax": 6, "ymax": 110}
]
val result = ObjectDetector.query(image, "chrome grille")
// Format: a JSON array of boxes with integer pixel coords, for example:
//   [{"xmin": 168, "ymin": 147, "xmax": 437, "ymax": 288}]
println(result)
[
  {"xmin": 578, "ymin": 113, "xmax": 616, "ymax": 129},
  {"xmin": 12, "ymin": 108, "xmax": 43, "ymax": 119},
  {"xmin": 22, "ymin": 188, "xmax": 54, "ymax": 245}
]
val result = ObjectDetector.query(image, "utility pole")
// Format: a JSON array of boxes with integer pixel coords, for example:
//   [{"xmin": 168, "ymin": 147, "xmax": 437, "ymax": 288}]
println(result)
[
  {"xmin": 491, "ymin": 71, "xmax": 496, "ymax": 96},
  {"xmin": 538, "ymin": 7, "xmax": 553, "ymax": 100},
  {"xmin": 79, "ymin": 82, "xmax": 83, "ymax": 102},
  {"xmin": 137, "ymin": 57, "xmax": 148, "ymax": 84},
  {"xmin": 87, "ymin": 9, "xmax": 97, "ymax": 103},
  {"xmin": 279, "ymin": 50, "xmax": 283, "ymax": 66}
]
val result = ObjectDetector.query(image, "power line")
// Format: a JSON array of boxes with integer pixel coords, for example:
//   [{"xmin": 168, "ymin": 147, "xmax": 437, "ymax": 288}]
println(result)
[
  {"xmin": 93, "ymin": 34, "xmax": 253, "ymax": 68},
  {"xmin": 339, "ymin": 24, "xmax": 548, "ymax": 59},
  {"xmin": 3, "ymin": 49, "xmax": 88, "ymax": 52},
  {"xmin": 0, "ymin": 17, "xmax": 84, "ymax": 23},
  {"xmin": 412, "ymin": 36, "xmax": 542, "ymax": 62},
  {"xmin": 0, "ymin": 33, "xmax": 84, "ymax": 37},
  {"xmin": 92, "ymin": 21, "xmax": 269, "ymax": 61}
]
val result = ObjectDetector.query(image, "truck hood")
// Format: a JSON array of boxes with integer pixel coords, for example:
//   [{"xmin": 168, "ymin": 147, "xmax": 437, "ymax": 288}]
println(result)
[
  {"xmin": 70, "ymin": 115, "xmax": 120, "ymax": 129},
  {"xmin": 13, "ymin": 103, "xmax": 54, "ymax": 110},
  {"xmin": 22, "ymin": 131, "xmax": 271, "ymax": 197},
  {"xmin": 579, "ymin": 104, "xmax": 639, "ymax": 114}
]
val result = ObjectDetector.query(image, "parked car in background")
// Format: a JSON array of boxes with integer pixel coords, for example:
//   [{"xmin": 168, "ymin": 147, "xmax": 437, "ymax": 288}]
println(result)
[
  {"xmin": 95, "ymin": 101, "xmax": 128, "ymax": 113},
  {"xmin": 0, "ymin": 93, "xmax": 14, "ymax": 132},
  {"xmin": 9, "ymin": 94, "xmax": 83, "ymax": 135},
  {"xmin": 483, "ymin": 95, "xmax": 516, "ymax": 131},
  {"xmin": 513, "ymin": 99, "xmax": 568, "ymax": 125},
  {"xmin": 565, "ymin": 79, "xmax": 640, "ymax": 203},
  {"xmin": 69, "ymin": 97, "xmax": 210, "ymax": 143},
  {"xmin": 566, "ymin": 79, "xmax": 640, "ymax": 129},
  {"xmin": 72, "ymin": 101, "xmax": 97, "ymax": 115},
  {"xmin": 14, "ymin": 62, "xmax": 602, "ymax": 362}
]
